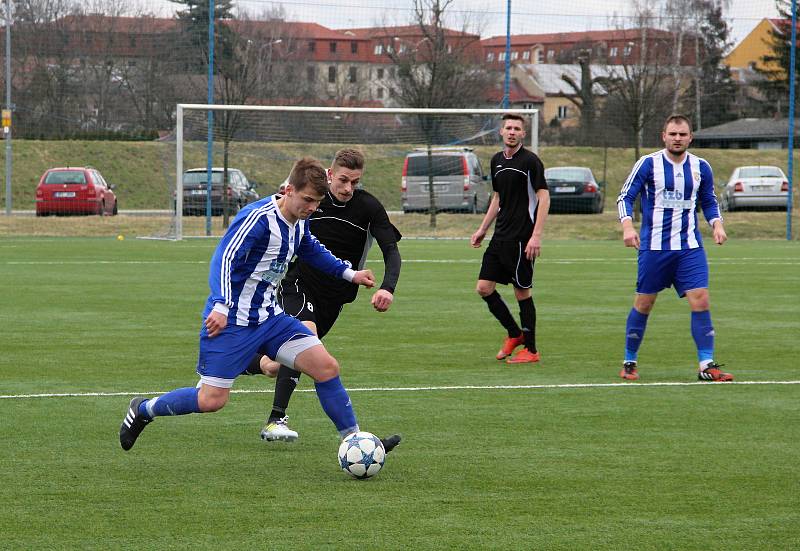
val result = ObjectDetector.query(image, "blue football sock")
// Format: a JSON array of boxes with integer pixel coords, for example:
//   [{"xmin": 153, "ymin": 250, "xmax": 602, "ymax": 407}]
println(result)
[
  {"xmin": 691, "ymin": 310, "xmax": 715, "ymax": 363},
  {"xmin": 624, "ymin": 308, "xmax": 649, "ymax": 362},
  {"xmin": 314, "ymin": 376, "xmax": 358, "ymax": 438},
  {"xmin": 138, "ymin": 387, "xmax": 201, "ymax": 419}
]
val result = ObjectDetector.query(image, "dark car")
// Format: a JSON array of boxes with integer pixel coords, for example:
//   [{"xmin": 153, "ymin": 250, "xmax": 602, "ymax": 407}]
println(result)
[
  {"xmin": 545, "ymin": 166, "xmax": 604, "ymax": 214},
  {"xmin": 182, "ymin": 167, "xmax": 258, "ymax": 215},
  {"xmin": 35, "ymin": 167, "xmax": 118, "ymax": 216}
]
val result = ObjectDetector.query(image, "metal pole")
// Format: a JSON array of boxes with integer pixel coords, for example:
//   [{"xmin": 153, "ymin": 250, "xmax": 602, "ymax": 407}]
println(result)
[
  {"xmin": 206, "ymin": 0, "xmax": 215, "ymax": 236},
  {"xmin": 787, "ymin": 0, "xmax": 797, "ymax": 240},
  {"xmin": 4, "ymin": 0, "xmax": 12, "ymax": 216},
  {"xmin": 176, "ymin": 105, "xmax": 184, "ymax": 241},
  {"xmin": 503, "ymin": 0, "xmax": 511, "ymax": 109}
]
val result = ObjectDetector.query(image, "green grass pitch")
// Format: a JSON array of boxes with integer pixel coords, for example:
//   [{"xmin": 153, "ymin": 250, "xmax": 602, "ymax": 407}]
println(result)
[{"xmin": 1, "ymin": 237, "xmax": 798, "ymax": 549}]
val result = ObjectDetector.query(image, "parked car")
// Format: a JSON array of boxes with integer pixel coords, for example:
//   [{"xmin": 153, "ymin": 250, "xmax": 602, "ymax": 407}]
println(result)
[
  {"xmin": 401, "ymin": 147, "xmax": 491, "ymax": 214},
  {"xmin": 545, "ymin": 166, "xmax": 604, "ymax": 214},
  {"xmin": 719, "ymin": 165, "xmax": 789, "ymax": 211},
  {"xmin": 182, "ymin": 167, "xmax": 259, "ymax": 215},
  {"xmin": 35, "ymin": 166, "xmax": 118, "ymax": 216}
]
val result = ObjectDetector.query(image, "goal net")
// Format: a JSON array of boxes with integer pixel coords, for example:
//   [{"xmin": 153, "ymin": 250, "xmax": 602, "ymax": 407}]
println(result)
[{"xmin": 159, "ymin": 105, "xmax": 539, "ymax": 240}]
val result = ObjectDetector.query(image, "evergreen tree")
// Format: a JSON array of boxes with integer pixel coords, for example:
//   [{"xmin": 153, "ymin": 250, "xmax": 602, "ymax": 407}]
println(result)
[{"xmin": 170, "ymin": 0, "xmax": 236, "ymax": 72}]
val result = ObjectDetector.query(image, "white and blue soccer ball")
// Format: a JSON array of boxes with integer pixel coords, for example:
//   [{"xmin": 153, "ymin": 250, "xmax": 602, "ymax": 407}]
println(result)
[{"xmin": 338, "ymin": 431, "xmax": 385, "ymax": 479}]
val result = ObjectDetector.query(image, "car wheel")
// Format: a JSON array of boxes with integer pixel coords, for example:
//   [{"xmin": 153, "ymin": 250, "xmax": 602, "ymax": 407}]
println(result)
[
  {"xmin": 98, "ymin": 201, "xmax": 105, "ymax": 216},
  {"xmin": 470, "ymin": 197, "xmax": 478, "ymax": 214},
  {"xmin": 112, "ymin": 201, "xmax": 118, "ymax": 216}
]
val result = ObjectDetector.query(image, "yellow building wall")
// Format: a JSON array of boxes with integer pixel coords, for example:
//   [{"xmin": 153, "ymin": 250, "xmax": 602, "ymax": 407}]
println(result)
[{"xmin": 725, "ymin": 18, "xmax": 778, "ymax": 72}]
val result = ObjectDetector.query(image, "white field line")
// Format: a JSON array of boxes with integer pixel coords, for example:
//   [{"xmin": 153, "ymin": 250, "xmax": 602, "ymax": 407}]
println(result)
[
  {"xmin": 3, "ymin": 258, "xmax": 799, "ymax": 266},
  {"xmin": 2, "ymin": 380, "xmax": 799, "ymax": 400}
]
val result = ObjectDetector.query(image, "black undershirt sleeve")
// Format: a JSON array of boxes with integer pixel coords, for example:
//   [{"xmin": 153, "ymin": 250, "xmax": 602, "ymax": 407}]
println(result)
[{"xmin": 367, "ymin": 197, "xmax": 402, "ymax": 294}]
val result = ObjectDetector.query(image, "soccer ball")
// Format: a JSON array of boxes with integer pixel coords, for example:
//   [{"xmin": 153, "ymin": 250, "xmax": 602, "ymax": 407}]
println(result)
[{"xmin": 338, "ymin": 431, "xmax": 385, "ymax": 479}]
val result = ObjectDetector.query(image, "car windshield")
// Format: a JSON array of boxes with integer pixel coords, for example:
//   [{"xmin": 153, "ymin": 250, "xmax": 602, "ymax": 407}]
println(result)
[
  {"xmin": 545, "ymin": 168, "xmax": 588, "ymax": 182},
  {"xmin": 44, "ymin": 170, "xmax": 86, "ymax": 185},
  {"xmin": 739, "ymin": 167, "xmax": 783, "ymax": 178},
  {"xmin": 183, "ymin": 171, "xmax": 224, "ymax": 185},
  {"xmin": 406, "ymin": 155, "xmax": 465, "ymax": 177}
]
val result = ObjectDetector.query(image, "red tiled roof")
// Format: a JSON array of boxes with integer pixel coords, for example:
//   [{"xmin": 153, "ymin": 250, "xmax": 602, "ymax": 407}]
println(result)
[
  {"xmin": 343, "ymin": 24, "xmax": 479, "ymax": 39},
  {"xmin": 481, "ymin": 28, "xmax": 674, "ymax": 47}
]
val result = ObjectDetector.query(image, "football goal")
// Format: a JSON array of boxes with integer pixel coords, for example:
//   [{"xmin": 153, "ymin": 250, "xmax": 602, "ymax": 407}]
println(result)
[{"xmin": 161, "ymin": 105, "xmax": 539, "ymax": 240}]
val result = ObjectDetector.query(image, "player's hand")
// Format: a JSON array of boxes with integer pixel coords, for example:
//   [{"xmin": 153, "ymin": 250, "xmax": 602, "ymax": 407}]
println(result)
[
  {"xmin": 623, "ymin": 227, "xmax": 640, "ymax": 249},
  {"xmin": 470, "ymin": 229, "xmax": 486, "ymax": 248},
  {"xmin": 371, "ymin": 289, "xmax": 394, "ymax": 312},
  {"xmin": 204, "ymin": 310, "xmax": 227, "ymax": 338},
  {"xmin": 352, "ymin": 269, "xmax": 375, "ymax": 288},
  {"xmin": 713, "ymin": 222, "xmax": 727, "ymax": 245},
  {"xmin": 525, "ymin": 235, "xmax": 542, "ymax": 259}
]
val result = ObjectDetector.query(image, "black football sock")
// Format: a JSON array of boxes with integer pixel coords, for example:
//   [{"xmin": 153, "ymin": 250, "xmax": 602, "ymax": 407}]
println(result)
[
  {"xmin": 482, "ymin": 291, "xmax": 521, "ymax": 337},
  {"xmin": 518, "ymin": 297, "xmax": 537, "ymax": 353},
  {"xmin": 269, "ymin": 365, "xmax": 301, "ymax": 421},
  {"xmin": 243, "ymin": 354, "xmax": 264, "ymax": 376}
]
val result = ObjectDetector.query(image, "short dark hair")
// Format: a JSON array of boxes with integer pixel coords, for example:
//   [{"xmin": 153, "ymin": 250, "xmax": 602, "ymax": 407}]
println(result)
[
  {"xmin": 502, "ymin": 113, "xmax": 525, "ymax": 124},
  {"xmin": 663, "ymin": 114, "xmax": 693, "ymax": 132},
  {"xmin": 332, "ymin": 148, "xmax": 365, "ymax": 171},
  {"xmin": 288, "ymin": 157, "xmax": 328, "ymax": 196}
]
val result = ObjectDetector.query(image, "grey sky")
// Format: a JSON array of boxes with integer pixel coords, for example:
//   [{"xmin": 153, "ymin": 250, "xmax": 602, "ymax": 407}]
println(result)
[{"xmin": 142, "ymin": 0, "xmax": 779, "ymax": 46}]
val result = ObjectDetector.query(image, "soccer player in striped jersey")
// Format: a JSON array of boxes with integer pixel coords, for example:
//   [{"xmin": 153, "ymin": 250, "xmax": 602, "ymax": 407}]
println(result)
[
  {"xmin": 244, "ymin": 149, "xmax": 402, "ymax": 449},
  {"xmin": 616, "ymin": 114, "xmax": 732, "ymax": 382},
  {"xmin": 119, "ymin": 157, "xmax": 393, "ymax": 451},
  {"xmin": 471, "ymin": 113, "xmax": 550, "ymax": 364}
]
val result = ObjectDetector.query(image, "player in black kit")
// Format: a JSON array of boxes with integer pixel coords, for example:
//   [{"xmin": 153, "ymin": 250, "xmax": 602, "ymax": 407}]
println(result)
[
  {"xmin": 245, "ymin": 149, "xmax": 402, "ymax": 449},
  {"xmin": 471, "ymin": 113, "xmax": 550, "ymax": 364}
]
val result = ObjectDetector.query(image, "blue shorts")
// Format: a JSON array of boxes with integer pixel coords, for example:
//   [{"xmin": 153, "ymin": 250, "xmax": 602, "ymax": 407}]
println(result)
[
  {"xmin": 637, "ymin": 248, "xmax": 709, "ymax": 297},
  {"xmin": 196, "ymin": 313, "xmax": 316, "ymax": 386}
]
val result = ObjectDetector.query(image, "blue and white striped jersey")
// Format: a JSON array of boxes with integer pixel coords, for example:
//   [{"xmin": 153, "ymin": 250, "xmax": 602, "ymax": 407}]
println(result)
[
  {"xmin": 203, "ymin": 195, "xmax": 354, "ymax": 326},
  {"xmin": 617, "ymin": 150, "xmax": 722, "ymax": 251}
]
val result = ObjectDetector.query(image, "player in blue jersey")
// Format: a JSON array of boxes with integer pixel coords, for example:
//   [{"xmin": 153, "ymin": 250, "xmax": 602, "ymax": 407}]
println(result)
[
  {"xmin": 471, "ymin": 113, "xmax": 550, "ymax": 364},
  {"xmin": 119, "ymin": 157, "xmax": 398, "ymax": 451},
  {"xmin": 616, "ymin": 114, "xmax": 732, "ymax": 382}
]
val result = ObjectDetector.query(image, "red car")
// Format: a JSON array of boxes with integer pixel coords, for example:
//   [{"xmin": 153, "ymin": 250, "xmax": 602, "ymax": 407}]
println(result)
[{"xmin": 35, "ymin": 167, "xmax": 118, "ymax": 216}]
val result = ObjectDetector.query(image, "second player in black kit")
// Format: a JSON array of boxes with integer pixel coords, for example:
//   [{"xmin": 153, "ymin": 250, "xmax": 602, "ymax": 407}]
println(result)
[
  {"xmin": 246, "ymin": 149, "xmax": 402, "ymax": 447},
  {"xmin": 471, "ymin": 113, "xmax": 550, "ymax": 364}
]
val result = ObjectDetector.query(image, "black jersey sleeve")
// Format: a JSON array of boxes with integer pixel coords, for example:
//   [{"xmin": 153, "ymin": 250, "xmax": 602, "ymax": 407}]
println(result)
[
  {"xmin": 528, "ymin": 153, "xmax": 548, "ymax": 192},
  {"xmin": 365, "ymin": 194, "xmax": 402, "ymax": 294}
]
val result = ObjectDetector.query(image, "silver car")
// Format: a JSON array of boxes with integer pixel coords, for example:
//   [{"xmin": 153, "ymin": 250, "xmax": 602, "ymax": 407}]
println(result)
[
  {"xmin": 720, "ymin": 165, "xmax": 789, "ymax": 211},
  {"xmin": 401, "ymin": 148, "xmax": 491, "ymax": 214}
]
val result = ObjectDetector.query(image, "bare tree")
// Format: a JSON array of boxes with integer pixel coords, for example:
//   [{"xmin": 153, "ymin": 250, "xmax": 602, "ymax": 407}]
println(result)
[
  {"xmin": 559, "ymin": 49, "xmax": 610, "ymax": 145},
  {"xmin": 381, "ymin": 0, "xmax": 491, "ymax": 228}
]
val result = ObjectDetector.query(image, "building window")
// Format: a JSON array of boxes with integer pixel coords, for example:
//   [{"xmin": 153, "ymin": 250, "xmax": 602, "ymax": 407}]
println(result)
[
  {"xmin": 377, "ymin": 87, "xmax": 384, "ymax": 99},
  {"xmin": 328, "ymin": 65, "xmax": 337, "ymax": 83},
  {"xmin": 511, "ymin": 51, "xmax": 518, "ymax": 60},
  {"xmin": 487, "ymin": 52, "xmax": 494, "ymax": 62},
  {"xmin": 351, "ymin": 41, "xmax": 358, "ymax": 54},
  {"xmin": 129, "ymin": 36, "xmax": 137, "ymax": 48},
  {"xmin": 349, "ymin": 66, "xmax": 357, "ymax": 83},
  {"xmin": 374, "ymin": 44, "xmax": 383, "ymax": 55},
  {"xmin": 522, "ymin": 51, "xmax": 530, "ymax": 61},
  {"xmin": 399, "ymin": 43, "xmax": 408, "ymax": 54},
  {"xmin": 330, "ymin": 42, "xmax": 337, "ymax": 53},
  {"xmin": 557, "ymin": 105, "xmax": 568, "ymax": 119},
  {"xmin": 623, "ymin": 44, "xmax": 632, "ymax": 57},
  {"xmin": 610, "ymin": 46, "xmax": 618, "ymax": 57},
  {"xmin": 498, "ymin": 52, "xmax": 506, "ymax": 61},
  {"xmin": 307, "ymin": 66, "xmax": 315, "ymax": 82},
  {"xmin": 309, "ymin": 41, "xmax": 316, "ymax": 52},
  {"xmin": 377, "ymin": 67, "xmax": 384, "ymax": 79},
  {"xmin": 547, "ymin": 50, "xmax": 555, "ymax": 62},
  {"xmin": 389, "ymin": 67, "xmax": 396, "ymax": 78},
  {"xmin": 536, "ymin": 49, "xmax": 544, "ymax": 63}
]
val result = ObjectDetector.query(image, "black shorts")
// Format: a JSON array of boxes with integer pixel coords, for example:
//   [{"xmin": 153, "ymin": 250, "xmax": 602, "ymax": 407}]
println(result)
[
  {"xmin": 278, "ymin": 278, "xmax": 344, "ymax": 339},
  {"xmin": 478, "ymin": 239, "xmax": 534, "ymax": 289}
]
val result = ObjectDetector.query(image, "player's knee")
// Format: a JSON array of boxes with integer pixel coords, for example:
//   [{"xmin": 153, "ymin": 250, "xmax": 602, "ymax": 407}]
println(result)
[
  {"xmin": 197, "ymin": 389, "xmax": 229, "ymax": 412},
  {"xmin": 634, "ymin": 296, "xmax": 656, "ymax": 314},
  {"xmin": 316, "ymin": 354, "xmax": 340, "ymax": 381},
  {"xmin": 476, "ymin": 282, "xmax": 493, "ymax": 297}
]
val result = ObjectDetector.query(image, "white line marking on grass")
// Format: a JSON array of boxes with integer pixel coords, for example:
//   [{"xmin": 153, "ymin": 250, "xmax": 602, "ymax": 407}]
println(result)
[{"xmin": 3, "ymin": 380, "xmax": 799, "ymax": 400}]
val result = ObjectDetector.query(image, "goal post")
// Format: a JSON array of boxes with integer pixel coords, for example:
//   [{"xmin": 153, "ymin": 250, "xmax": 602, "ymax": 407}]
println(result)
[{"xmin": 168, "ymin": 104, "xmax": 539, "ymax": 240}]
